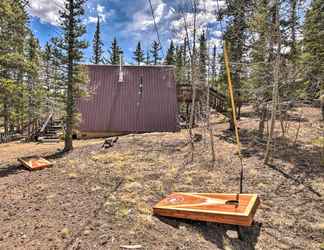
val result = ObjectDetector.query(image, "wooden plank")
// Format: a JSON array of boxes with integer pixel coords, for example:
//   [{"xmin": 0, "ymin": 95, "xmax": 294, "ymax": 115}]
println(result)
[
  {"xmin": 153, "ymin": 193, "xmax": 260, "ymax": 227},
  {"xmin": 18, "ymin": 156, "xmax": 53, "ymax": 171}
]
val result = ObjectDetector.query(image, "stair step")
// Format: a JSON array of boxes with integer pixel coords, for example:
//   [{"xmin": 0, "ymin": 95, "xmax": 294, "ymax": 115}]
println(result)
[
  {"xmin": 39, "ymin": 137, "xmax": 60, "ymax": 143},
  {"xmin": 46, "ymin": 130, "xmax": 58, "ymax": 133},
  {"xmin": 50, "ymin": 126, "xmax": 62, "ymax": 129},
  {"xmin": 44, "ymin": 135, "xmax": 59, "ymax": 139}
]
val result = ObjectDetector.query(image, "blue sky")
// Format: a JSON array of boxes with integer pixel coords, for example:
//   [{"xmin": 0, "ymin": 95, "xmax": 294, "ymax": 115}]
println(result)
[
  {"xmin": 28, "ymin": 0, "xmax": 225, "ymax": 63},
  {"xmin": 28, "ymin": 0, "xmax": 311, "ymax": 64}
]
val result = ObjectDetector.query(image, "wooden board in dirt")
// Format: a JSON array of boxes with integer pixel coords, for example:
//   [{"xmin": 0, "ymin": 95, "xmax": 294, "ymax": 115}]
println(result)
[
  {"xmin": 18, "ymin": 156, "xmax": 53, "ymax": 171},
  {"xmin": 153, "ymin": 193, "xmax": 260, "ymax": 227}
]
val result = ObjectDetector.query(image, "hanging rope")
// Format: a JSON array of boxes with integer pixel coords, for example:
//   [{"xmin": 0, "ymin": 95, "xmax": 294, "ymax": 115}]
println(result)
[
  {"xmin": 148, "ymin": 0, "xmax": 164, "ymax": 57},
  {"xmin": 215, "ymin": 0, "xmax": 244, "ymax": 194},
  {"xmin": 224, "ymin": 41, "xmax": 244, "ymax": 194}
]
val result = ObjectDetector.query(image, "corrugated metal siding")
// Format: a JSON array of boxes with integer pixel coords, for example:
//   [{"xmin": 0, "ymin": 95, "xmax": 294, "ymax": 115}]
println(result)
[{"xmin": 77, "ymin": 65, "xmax": 179, "ymax": 133}]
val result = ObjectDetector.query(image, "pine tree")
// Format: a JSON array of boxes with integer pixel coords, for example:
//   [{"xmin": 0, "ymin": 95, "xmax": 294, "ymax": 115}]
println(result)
[
  {"xmin": 145, "ymin": 50, "xmax": 150, "ymax": 65},
  {"xmin": 302, "ymin": 0, "xmax": 323, "ymax": 100},
  {"xmin": 165, "ymin": 40, "xmax": 176, "ymax": 65},
  {"xmin": 55, "ymin": 0, "xmax": 89, "ymax": 151},
  {"xmin": 133, "ymin": 41, "xmax": 144, "ymax": 66},
  {"xmin": 42, "ymin": 41, "xmax": 65, "ymax": 114},
  {"xmin": 50, "ymin": 39, "xmax": 66, "ymax": 111},
  {"xmin": 0, "ymin": 0, "xmax": 30, "ymax": 133},
  {"xmin": 211, "ymin": 45, "xmax": 217, "ymax": 88},
  {"xmin": 26, "ymin": 32, "xmax": 42, "ymax": 138},
  {"xmin": 198, "ymin": 31, "xmax": 208, "ymax": 83},
  {"xmin": 175, "ymin": 45, "xmax": 183, "ymax": 85},
  {"xmin": 43, "ymin": 42, "xmax": 52, "ymax": 92},
  {"xmin": 224, "ymin": 0, "xmax": 250, "ymax": 120},
  {"xmin": 183, "ymin": 37, "xmax": 190, "ymax": 82},
  {"xmin": 91, "ymin": 17, "xmax": 104, "ymax": 64},
  {"xmin": 108, "ymin": 38, "xmax": 122, "ymax": 65},
  {"xmin": 150, "ymin": 41, "xmax": 161, "ymax": 65},
  {"xmin": 247, "ymin": 0, "xmax": 274, "ymax": 136}
]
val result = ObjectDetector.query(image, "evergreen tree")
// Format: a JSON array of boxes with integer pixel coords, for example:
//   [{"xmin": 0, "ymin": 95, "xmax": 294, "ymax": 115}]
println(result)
[
  {"xmin": 43, "ymin": 42, "xmax": 53, "ymax": 94},
  {"xmin": 108, "ymin": 38, "xmax": 123, "ymax": 65},
  {"xmin": 224, "ymin": 0, "xmax": 250, "ymax": 119},
  {"xmin": 175, "ymin": 45, "xmax": 183, "ymax": 85},
  {"xmin": 91, "ymin": 17, "xmax": 104, "ymax": 64},
  {"xmin": 55, "ymin": 0, "xmax": 89, "ymax": 151},
  {"xmin": 302, "ymin": 0, "xmax": 323, "ymax": 100},
  {"xmin": 150, "ymin": 41, "xmax": 162, "ymax": 65},
  {"xmin": 145, "ymin": 49, "xmax": 150, "ymax": 65},
  {"xmin": 211, "ymin": 45, "xmax": 217, "ymax": 87},
  {"xmin": 26, "ymin": 32, "xmax": 42, "ymax": 137},
  {"xmin": 165, "ymin": 40, "xmax": 176, "ymax": 65},
  {"xmin": 133, "ymin": 41, "xmax": 144, "ymax": 65},
  {"xmin": 49, "ymin": 39, "xmax": 66, "ymax": 111},
  {"xmin": 183, "ymin": 37, "xmax": 190, "ymax": 83},
  {"xmin": 198, "ymin": 31, "xmax": 208, "ymax": 83},
  {"xmin": 0, "ymin": 0, "xmax": 30, "ymax": 133},
  {"xmin": 247, "ymin": 0, "xmax": 277, "ymax": 136}
]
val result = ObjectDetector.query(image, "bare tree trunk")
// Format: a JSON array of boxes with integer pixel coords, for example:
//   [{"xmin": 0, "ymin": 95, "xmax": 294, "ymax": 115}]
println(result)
[
  {"xmin": 321, "ymin": 94, "xmax": 324, "ymax": 121},
  {"xmin": 264, "ymin": 0, "xmax": 281, "ymax": 164},
  {"xmin": 64, "ymin": 1, "xmax": 75, "ymax": 152},
  {"xmin": 293, "ymin": 109, "xmax": 303, "ymax": 147},
  {"xmin": 188, "ymin": 0, "xmax": 198, "ymax": 162},
  {"xmin": 258, "ymin": 104, "xmax": 267, "ymax": 138},
  {"xmin": 206, "ymin": 63, "xmax": 216, "ymax": 163},
  {"xmin": 3, "ymin": 98, "xmax": 9, "ymax": 134}
]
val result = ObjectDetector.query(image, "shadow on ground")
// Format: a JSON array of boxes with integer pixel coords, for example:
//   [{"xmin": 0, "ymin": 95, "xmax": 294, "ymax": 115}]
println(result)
[
  {"xmin": 216, "ymin": 128, "xmax": 323, "ymax": 197},
  {"xmin": 157, "ymin": 216, "xmax": 262, "ymax": 250},
  {"xmin": 0, "ymin": 163, "xmax": 25, "ymax": 178}
]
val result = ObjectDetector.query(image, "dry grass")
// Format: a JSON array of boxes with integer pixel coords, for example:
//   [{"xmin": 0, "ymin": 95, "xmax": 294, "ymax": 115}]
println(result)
[{"xmin": 0, "ymin": 106, "xmax": 323, "ymax": 249}]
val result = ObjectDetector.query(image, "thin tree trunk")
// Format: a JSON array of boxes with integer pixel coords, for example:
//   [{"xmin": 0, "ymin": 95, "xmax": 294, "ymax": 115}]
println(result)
[
  {"xmin": 188, "ymin": 0, "xmax": 198, "ymax": 162},
  {"xmin": 206, "ymin": 76, "xmax": 216, "ymax": 162},
  {"xmin": 321, "ymin": 94, "xmax": 324, "ymax": 121},
  {"xmin": 3, "ymin": 99, "xmax": 8, "ymax": 134},
  {"xmin": 64, "ymin": 0, "xmax": 75, "ymax": 152},
  {"xmin": 293, "ymin": 109, "xmax": 302, "ymax": 147},
  {"xmin": 258, "ymin": 104, "xmax": 267, "ymax": 138},
  {"xmin": 264, "ymin": 0, "xmax": 281, "ymax": 164}
]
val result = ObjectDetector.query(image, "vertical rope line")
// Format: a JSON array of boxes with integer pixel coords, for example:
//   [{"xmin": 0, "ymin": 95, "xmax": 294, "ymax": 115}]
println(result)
[
  {"xmin": 224, "ymin": 41, "xmax": 244, "ymax": 194},
  {"xmin": 148, "ymin": 0, "xmax": 164, "ymax": 57}
]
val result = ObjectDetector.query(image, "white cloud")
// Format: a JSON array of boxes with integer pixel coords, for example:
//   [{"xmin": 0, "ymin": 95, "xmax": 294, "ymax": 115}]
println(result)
[
  {"xmin": 169, "ymin": 0, "xmax": 226, "ymax": 46},
  {"xmin": 29, "ymin": 1, "xmax": 113, "ymax": 26},
  {"xmin": 28, "ymin": 0, "xmax": 65, "ymax": 26},
  {"xmin": 97, "ymin": 4, "xmax": 104, "ymax": 13},
  {"xmin": 127, "ymin": 1, "xmax": 167, "ymax": 32},
  {"xmin": 87, "ymin": 16, "xmax": 98, "ymax": 24},
  {"xmin": 86, "ymin": 4, "xmax": 114, "ymax": 24}
]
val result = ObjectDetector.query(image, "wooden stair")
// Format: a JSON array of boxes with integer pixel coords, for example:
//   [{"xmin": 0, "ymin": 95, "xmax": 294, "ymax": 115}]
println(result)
[
  {"xmin": 177, "ymin": 84, "xmax": 228, "ymax": 123},
  {"xmin": 38, "ymin": 116, "xmax": 62, "ymax": 143},
  {"xmin": 209, "ymin": 87, "xmax": 227, "ymax": 114}
]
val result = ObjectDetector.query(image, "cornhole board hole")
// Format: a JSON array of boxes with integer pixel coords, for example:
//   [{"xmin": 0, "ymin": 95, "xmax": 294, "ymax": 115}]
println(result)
[
  {"xmin": 18, "ymin": 156, "xmax": 53, "ymax": 171},
  {"xmin": 153, "ymin": 193, "xmax": 260, "ymax": 227}
]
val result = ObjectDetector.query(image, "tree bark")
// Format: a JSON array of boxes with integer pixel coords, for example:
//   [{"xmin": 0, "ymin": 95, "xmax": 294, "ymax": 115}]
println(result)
[
  {"xmin": 188, "ymin": 0, "xmax": 198, "ymax": 162},
  {"xmin": 258, "ymin": 104, "xmax": 267, "ymax": 138},
  {"xmin": 3, "ymin": 98, "xmax": 8, "ymax": 134},
  {"xmin": 264, "ymin": 0, "xmax": 281, "ymax": 164},
  {"xmin": 64, "ymin": 0, "xmax": 75, "ymax": 152}
]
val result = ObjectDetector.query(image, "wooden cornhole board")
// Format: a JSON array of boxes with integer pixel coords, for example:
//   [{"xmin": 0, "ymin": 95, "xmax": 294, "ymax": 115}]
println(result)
[
  {"xmin": 18, "ymin": 156, "xmax": 53, "ymax": 171},
  {"xmin": 153, "ymin": 193, "xmax": 260, "ymax": 226}
]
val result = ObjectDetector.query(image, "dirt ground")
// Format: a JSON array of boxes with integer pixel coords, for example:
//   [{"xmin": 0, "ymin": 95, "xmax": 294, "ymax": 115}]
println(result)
[{"xmin": 0, "ymin": 106, "xmax": 323, "ymax": 250}]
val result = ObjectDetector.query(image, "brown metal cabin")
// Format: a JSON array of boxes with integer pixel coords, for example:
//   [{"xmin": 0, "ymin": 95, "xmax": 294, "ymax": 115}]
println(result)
[{"xmin": 76, "ymin": 65, "xmax": 179, "ymax": 138}]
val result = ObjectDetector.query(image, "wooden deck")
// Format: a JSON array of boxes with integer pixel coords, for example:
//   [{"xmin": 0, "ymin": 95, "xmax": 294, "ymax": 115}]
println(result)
[
  {"xmin": 177, "ymin": 84, "xmax": 227, "ymax": 115},
  {"xmin": 153, "ymin": 193, "xmax": 260, "ymax": 226}
]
